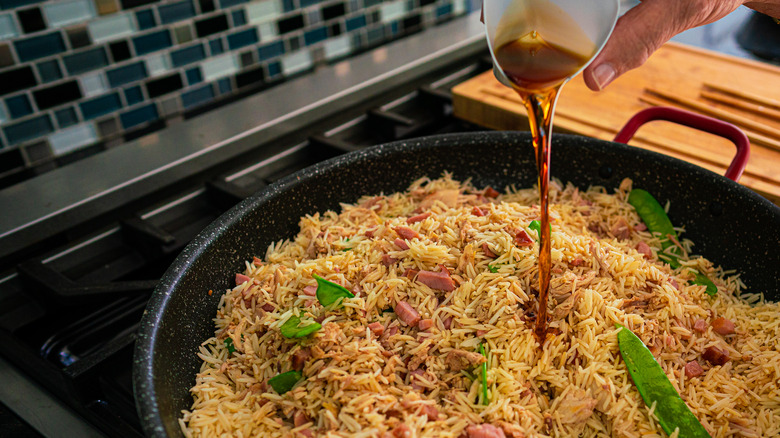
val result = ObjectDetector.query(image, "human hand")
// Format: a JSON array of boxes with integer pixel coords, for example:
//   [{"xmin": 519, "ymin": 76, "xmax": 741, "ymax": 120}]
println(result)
[{"xmin": 583, "ymin": 0, "xmax": 780, "ymax": 91}]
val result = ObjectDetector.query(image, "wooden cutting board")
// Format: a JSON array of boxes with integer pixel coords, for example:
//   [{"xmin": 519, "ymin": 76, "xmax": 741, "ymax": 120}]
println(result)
[{"xmin": 453, "ymin": 42, "xmax": 780, "ymax": 204}]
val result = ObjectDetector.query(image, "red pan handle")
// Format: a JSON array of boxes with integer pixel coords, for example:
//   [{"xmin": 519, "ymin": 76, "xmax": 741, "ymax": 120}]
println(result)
[{"xmin": 613, "ymin": 106, "xmax": 750, "ymax": 182}]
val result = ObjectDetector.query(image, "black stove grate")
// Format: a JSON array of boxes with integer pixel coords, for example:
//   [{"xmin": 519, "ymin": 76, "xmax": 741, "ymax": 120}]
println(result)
[{"xmin": 0, "ymin": 54, "xmax": 491, "ymax": 437}]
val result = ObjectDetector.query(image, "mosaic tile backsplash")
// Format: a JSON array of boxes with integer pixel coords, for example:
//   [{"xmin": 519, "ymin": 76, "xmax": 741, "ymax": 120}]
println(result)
[{"xmin": 0, "ymin": 0, "xmax": 474, "ymax": 185}]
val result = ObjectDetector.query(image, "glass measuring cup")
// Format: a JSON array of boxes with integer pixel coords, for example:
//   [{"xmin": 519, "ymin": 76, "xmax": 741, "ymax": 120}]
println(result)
[{"xmin": 484, "ymin": 0, "xmax": 619, "ymax": 90}]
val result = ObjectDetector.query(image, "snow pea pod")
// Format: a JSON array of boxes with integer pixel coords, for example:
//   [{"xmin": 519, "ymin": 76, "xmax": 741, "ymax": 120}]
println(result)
[
  {"xmin": 268, "ymin": 370, "xmax": 302, "ymax": 394},
  {"xmin": 479, "ymin": 343, "xmax": 489, "ymax": 405},
  {"xmin": 616, "ymin": 324, "xmax": 711, "ymax": 437}
]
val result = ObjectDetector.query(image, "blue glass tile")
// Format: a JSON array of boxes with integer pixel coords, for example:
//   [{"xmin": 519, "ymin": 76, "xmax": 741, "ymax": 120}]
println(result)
[
  {"xmin": 390, "ymin": 21, "xmax": 398, "ymax": 35},
  {"xmin": 267, "ymin": 61, "xmax": 281, "ymax": 77},
  {"xmin": 0, "ymin": 13, "xmax": 19, "ymax": 39},
  {"xmin": 63, "ymin": 47, "xmax": 108, "ymax": 75},
  {"xmin": 282, "ymin": 0, "xmax": 295, "ymax": 12},
  {"xmin": 106, "ymin": 62, "xmax": 147, "ymax": 88},
  {"xmin": 6, "ymin": 94, "xmax": 33, "ymax": 119},
  {"xmin": 3, "ymin": 114, "xmax": 52, "ymax": 146},
  {"xmin": 257, "ymin": 40, "xmax": 284, "ymax": 61},
  {"xmin": 227, "ymin": 28, "xmax": 258, "ymax": 50},
  {"xmin": 231, "ymin": 9, "xmax": 246, "ymax": 26},
  {"xmin": 217, "ymin": 77, "xmax": 231, "ymax": 94},
  {"xmin": 304, "ymin": 26, "xmax": 327, "ymax": 46},
  {"xmin": 363, "ymin": 0, "xmax": 381, "ymax": 7},
  {"xmin": 124, "ymin": 86, "xmax": 143, "ymax": 105},
  {"xmin": 133, "ymin": 30, "xmax": 172, "ymax": 56},
  {"xmin": 436, "ymin": 4, "xmax": 452, "ymax": 18},
  {"xmin": 120, "ymin": 103, "xmax": 158, "ymax": 129},
  {"xmin": 159, "ymin": 0, "xmax": 195, "ymax": 25},
  {"xmin": 185, "ymin": 67, "xmax": 202, "ymax": 85},
  {"xmin": 170, "ymin": 43, "xmax": 205, "ymax": 67},
  {"xmin": 37, "ymin": 60, "xmax": 62, "ymax": 82},
  {"xmin": 136, "ymin": 9, "xmax": 156, "ymax": 30},
  {"xmin": 209, "ymin": 38, "xmax": 224, "ymax": 55},
  {"xmin": 345, "ymin": 15, "xmax": 366, "ymax": 31},
  {"xmin": 1, "ymin": 0, "xmax": 46, "ymax": 10},
  {"xmin": 299, "ymin": 0, "xmax": 319, "ymax": 7},
  {"xmin": 219, "ymin": 0, "xmax": 248, "ymax": 7},
  {"xmin": 181, "ymin": 84, "xmax": 214, "ymax": 109},
  {"xmin": 14, "ymin": 32, "xmax": 65, "ymax": 62},
  {"xmin": 80, "ymin": 93, "xmax": 121, "ymax": 120},
  {"xmin": 54, "ymin": 106, "xmax": 78, "ymax": 128}
]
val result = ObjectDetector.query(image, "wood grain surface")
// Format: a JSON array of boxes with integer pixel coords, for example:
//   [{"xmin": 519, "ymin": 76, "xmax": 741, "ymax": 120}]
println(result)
[{"xmin": 453, "ymin": 42, "xmax": 780, "ymax": 204}]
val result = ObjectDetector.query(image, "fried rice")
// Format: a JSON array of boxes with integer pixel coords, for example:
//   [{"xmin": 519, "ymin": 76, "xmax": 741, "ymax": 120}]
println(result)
[{"xmin": 180, "ymin": 174, "xmax": 780, "ymax": 438}]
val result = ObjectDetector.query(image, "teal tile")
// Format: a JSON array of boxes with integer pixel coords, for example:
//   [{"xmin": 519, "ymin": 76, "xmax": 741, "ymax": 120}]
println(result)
[
  {"xmin": 133, "ymin": 30, "xmax": 172, "ymax": 56},
  {"xmin": 185, "ymin": 67, "xmax": 202, "ymax": 84},
  {"xmin": 0, "ymin": 13, "xmax": 18, "ymax": 39},
  {"xmin": 120, "ymin": 103, "xmax": 158, "ymax": 129},
  {"xmin": 124, "ymin": 86, "xmax": 143, "ymax": 105},
  {"xmin": 88, "ymin": 13, "xmax": 137, "ymax": 44},
  {"xmin": 63, "ymin": 47, "xmax": 108, "ymax": 75},
  {"xmin": 49, "ymin": 122, "xmax": 97, "ymax": 156},
  {"xmin": 171, "ymin": 43, "xmax": 205, "ymax": 67},
  {"xmin": 181, "ymin": 84, "xmax": 214, "ymax": 109},
  {"xmin": 80, "ymin": 93, "xmax": 122, "ymax": 120},
  {"xmin": 106, "ymin": 62, "xmax": 147, "ymax": 88},
  {"xmin": 54, "ymin": 106, "xmax": 79, "ymax": 128},
  {"xmin": 227, "ymin": 28, "xmax": 258, "ymax": 50},
  {"xmin": 6, "ymin": 94, "xmax": 33, "ymax": 119},
  {"xmin": 37, "ymin": 60, "xmax": 63, "ymax": 82},
  {"xmin": 159, "ymin": 0, "xmax": 195, "ymax": 25},
  {"xmin": 44, "ymin": 0, "xmax": 95, "ymax": 29},
  {"xmin": 136, "ymin": 9, "xmax": 156, "ymax": 30},
  {"xmin": 3, "ymin": 115, "xmax": 53, "ymax": 146},
  {"xmin": 14, "ymin": 33, "xmax": 66, "ymax": 63}
]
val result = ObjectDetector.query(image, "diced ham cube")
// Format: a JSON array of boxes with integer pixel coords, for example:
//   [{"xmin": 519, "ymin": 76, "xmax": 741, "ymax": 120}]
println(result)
[
  {"xmin": 476, "ymin": 330, "xmax": 487, "ymax": 337},
  {"xmin": 409, "ymin": 368, "xmax": 426, "ymax": 390},
  {"xmin": 395, "ymin": 301, "xmax": 421, "ymax": 327},
  {"xmin": 417, "ymin": 270, "xmax": 456, "ymax": 292},
  {"xmin": 395, "ymin": 238, "xmax": 410, "ymax": 250},
  {"xmin": 420, "ymin": 404, "xmax": 439, "ymax": 421},
  {"xmin": 711, "ymin": 317, "xmax": 736, "ymax": 336},
  {"xmin": 445, "ymin": 349, "xmax": 486, "ymax": 372},
  {"xmin": 303, "ymin": 285, "xmax": 317, "ymax": 296},
  {"xmin": 407, "ymin": 212, "xmax": 431, "ymax": 224},
  {"xmin": 669, "ymin": 278, "xmax": 679, "ymax": 290},
  {"xmin": 570, "ymin": 258, "xmax": 584, "ymax": 266},
  {"xmin": 395, "ymin": 226, "xmax": 420, "ymax": 240},
  {"xmin": 365, "ymin": 227, "xmax": 377, "ymax": 238},
  {"xmin": 382, "ymin": 254, "xmax": 398, "ymax": 267},
  {"xmin": 482, "ymin": 243, "xmax": 497, "ymax": 259},
  {"xmin": 252, "ymin": 256, "xmax": 263, "ymax": 265},
  {"xmin": 261, "ymin": 303, "xmax": 275, "ymax": 312},
  {"xmin": 684, "ymin": 361, "xmax": 704, "ymax": 378},
  {"xmin": 634, "ymin": 222, "xmax": 647, "ymax": 231},
  {"xmin": 466, "ymin": 424, "xmax": 506, "ymax": 438},
  {"xmin": 610, "ymin": 217, "xmax": 631, "ymax": 240},
  {"xmin": 472, "ymin": 207, "xmax": 486, "ymax": 217},
  {"xmin": 418, "ymin": 319, "xmax": 434, "ymax": 331},
  {"xmin": 404, "ymin": 268, "xmax": 419, "ymax": 280},
  {"xmin": 368, "ymin": 322, "xmax": 385, "ymax": 336},
  {"xmin": 484, "ymin": 187, "xmax": 500, "ymax": 198},
  {"xmin": 703, "ymin": 346, "xmax": 730, "ymax": 365},
  {"xmin": 693, "ymin": 319, "xmax": 708, "ymax": 333},
  {"xmin": 235, "ymin": 273, "xmax": 251, "ymax": 285},
  {"xmin": 636, "ymin": 241, "xmax": 652, "ymax": 259},
  {"xmin": 292, "ymin": 348, "xmax": 311, "ymax": 371},
  {"xmin": 392, "ymin": 424, "xmax": 412, "ymax": 438},
  {"xmin": 514, "ymin": 229, "xmax": 534, "ymax": 247},
  {"xmin": 442, "ymin": 315, "xmax": 453, "ymax": 330}
]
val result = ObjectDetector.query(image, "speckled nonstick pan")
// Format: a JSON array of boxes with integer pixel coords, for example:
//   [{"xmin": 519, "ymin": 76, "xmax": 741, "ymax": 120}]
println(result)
[{"xmin": 134, "ymin": 113, "xmax": 780, "ymax": 437}]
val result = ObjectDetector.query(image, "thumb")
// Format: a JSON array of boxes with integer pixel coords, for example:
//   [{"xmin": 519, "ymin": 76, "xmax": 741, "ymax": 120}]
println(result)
[{"xmin": 583, "ymin": 0, "xmax": 689, "ymax": 91}]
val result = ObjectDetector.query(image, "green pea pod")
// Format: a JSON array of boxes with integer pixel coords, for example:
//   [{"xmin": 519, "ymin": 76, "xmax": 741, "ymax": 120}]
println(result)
[
  {"xmin": 280, "ymin": 315, "xmax": 321, "ymax": 338},
  {"xmin": 479, "ymin": 343, "xmax": 489, "ymax": 405},
  {"xmin": 268, "ymin": 370, "xmax": 303, "ymax": 394},
  {"xmin": 529, "ymin": 220, "xmax": 541, "ymax": 235},
  {"xmin": 692, "ymin": 273, "xmax": 718, "ymax": 296},
  {"xmin": 616, "ymin": 324, "xmax": 710, "ymax": 437},
  {"xmin": 314, "ymin": 274, "xmax": 355, "ymax": 306},
  {"xmin": 627, "ymin": 189, "xmax": 681, "ymax": 268},
  {"xmin": 223, "ymin": 337, "xmax": 236, "ymax": 353}
]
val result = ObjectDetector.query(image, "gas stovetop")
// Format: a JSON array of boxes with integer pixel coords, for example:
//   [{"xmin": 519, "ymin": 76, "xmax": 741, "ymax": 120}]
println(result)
[{"xmin": 0, "ymin": 7, "xmax": 774, "ymax": 437}]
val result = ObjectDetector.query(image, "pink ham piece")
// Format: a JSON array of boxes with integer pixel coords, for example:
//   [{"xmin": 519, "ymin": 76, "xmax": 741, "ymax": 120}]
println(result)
[
  {"xmin": 404, "ymin": 268, "xmax": 419, "ymax": 280},
  {"xmin": 420, "ymin": 404, "xmax": 439, "ymax": 421},
  {"xmin": 395, "ymin": 226, "xmax": 420, "ymax": 240},
  {"xmin": 483, "ymin": 187, "xmax": 500, "ymax": 198},
  {"xmin": 409, "ymin": 369, "xmax": 426, "ymax": 390},
  {"xmin": 303, "ymin": 285, "xmax": 317, "ymax": 296},
  {"xmin": 570, "ymin": 258, "xmax": 584, "ymax": 266},
  {"xmin": 635, "ymin": 222, "xmax": 647, "ymax": 231},
  {"xmin": 417, "ymin": 270, "xmax": 456, "ymax": 292},
  {"xmin": 693, "ymin": 319, "xmax": 708, "ymax": 333},
  {"xmin": 610, "ymin": 217, "xmax": 631, "ymax": 240},
  {"xmin": 703, "ymin": 346, "xmax": 730, "ymax": 365},
  {"xmin": 261, "ymin": 303, "xmax": 275, "ymax": 312},
  {"xmin": 407, "ymin": 212, "xmax": 431, "ymax": 224},
  {"xmin": 514, "ymin": 229, "xmax": 534, "ymax": 247},
  {"xmin": 472, "ymin": 206, "xmax": 486, "ymax": 217},
  {"xmin": 466, "ymin": 424, "xmax": 506, "ymax": 438},
  {"xmin": 394, "ymin": 238, "xmax": 410, "ymax": 250},
  {"xmin": 442, "ymin": 315, "xmax": 453, "ymax": 330},
  {"xmin": 418, "ymin": 319, "xmax": 434, "ymax": 331},
  {"xmin": 482, "ymin": 243, "xmax": 498, "ymax": 259},
  {"xmin": 636, "ymin": 241, "xmax": 652, "ymax": 259},
  {"xmin": 365, "ymin": 227, "xmax": 377, "ymax": 238},
  {"xmin": 395, "ymin": 301, "xmax": 421, "ymax": 327},
  {"xmin": 711, "ymin": 317, "xmax": 736, "ymax": 335},
  {"xmin": 368, "ymin": 322, "xmax": 385, "ymax": 336},
  {"xmin": 685, "ymin": 361, "xmax": 704, "ymax": 378},
  {"xmin": 392, "ymin": 424, "xmax": 412, "ymax": 438},
  {"xmin": 382, "ymin": 254, "xmax": 398, "ymax": 267},
  {"xmin": 292, "ymin": 348, "xmax": 311, "ymax": 371},
  {"xmin": 235, "ymin": 273, "xmax": 251, "ymax": 285},
  {"xmin": 252, "ymin": 256, "xmax": 263, "ymax": 265}
]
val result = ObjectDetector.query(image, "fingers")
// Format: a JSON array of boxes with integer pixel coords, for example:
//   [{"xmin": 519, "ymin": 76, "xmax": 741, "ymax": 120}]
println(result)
[{"xmin": 583, "ymin": 0, "xmax": 692, "ymax": 91}]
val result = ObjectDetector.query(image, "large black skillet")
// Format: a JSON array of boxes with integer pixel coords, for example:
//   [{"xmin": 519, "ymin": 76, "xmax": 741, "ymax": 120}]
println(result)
[{"xmin": 134, "ymin": 108, "xmax": 780, "ymax": 437}]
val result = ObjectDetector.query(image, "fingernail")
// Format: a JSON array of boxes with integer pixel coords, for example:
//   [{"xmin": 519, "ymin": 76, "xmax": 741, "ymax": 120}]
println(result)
[{"xmin": 592, "ymin": 63, "xmax": 616, "ymax": 90}]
